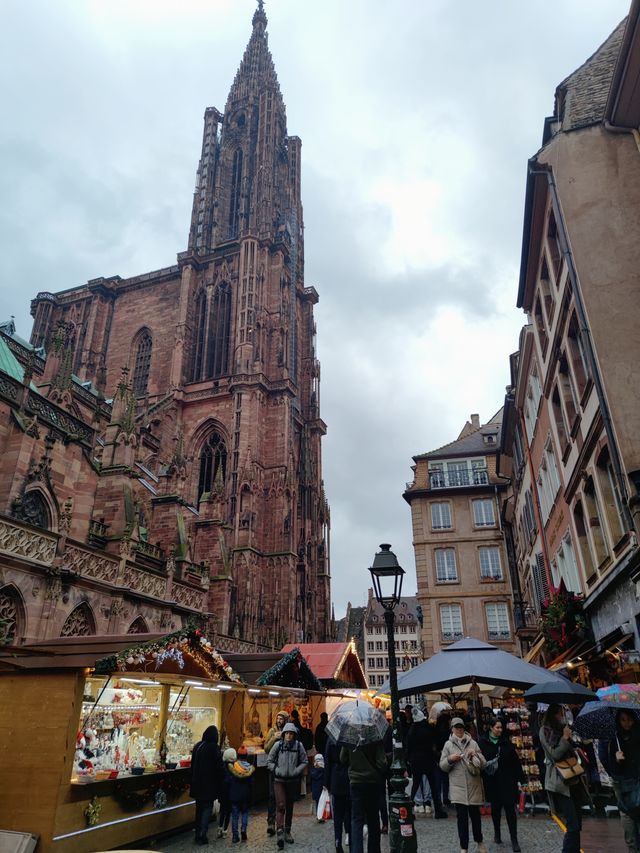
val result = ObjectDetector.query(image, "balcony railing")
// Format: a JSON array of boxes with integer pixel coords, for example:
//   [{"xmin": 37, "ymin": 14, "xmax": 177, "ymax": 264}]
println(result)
[
  {"xmin": 441, "ymin": 631, "xmax": 463, "ymax": 643},
  {"xmin": 488, "ymin": 629, "xmax": 512, "ymax": 641},
  {"xmin": 430, "ymin": 468, "xmax": 489, "ymax": 489}
]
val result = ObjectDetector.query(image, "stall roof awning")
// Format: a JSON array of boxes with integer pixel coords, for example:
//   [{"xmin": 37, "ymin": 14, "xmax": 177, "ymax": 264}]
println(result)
[
  {"xmin": 280, "ymin": 642, "xmax": 368, "ymax": 688},
  {"xmin": 0, "ymin": 633, "xmax": 167, "ymax": 671},
  {"xmin": 223, "ymin": 652, "xmax": 294, "ymax": 686}
]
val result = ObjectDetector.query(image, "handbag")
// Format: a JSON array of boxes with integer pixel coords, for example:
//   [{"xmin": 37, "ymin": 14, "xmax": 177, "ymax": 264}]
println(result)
[
  {"xmin": 555, "ymin": 755, "xmax": 585, "ymax": 784},
  {"xmin": 484, "ymin": 748, "xmax": 500, "ymax": 777}
]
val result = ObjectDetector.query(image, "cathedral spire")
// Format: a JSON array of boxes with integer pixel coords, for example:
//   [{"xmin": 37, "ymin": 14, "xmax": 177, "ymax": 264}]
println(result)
[
  {"xmin": 252, "ymin": 0, "xmax": 267, "ymax": 32},
  {"xmin": 225, "ymin": 0, "xmax": 282, "ymax": 113}
]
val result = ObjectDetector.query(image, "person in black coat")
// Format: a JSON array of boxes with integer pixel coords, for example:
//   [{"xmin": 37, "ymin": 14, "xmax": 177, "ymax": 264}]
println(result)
[
  {"xmin": 324, "ymin": 736, "xmax": 351, "ymax": 853},
  {"xmin": 479, "ymin": 718, "xmax": 525, "ymax": 851},
  {"xmin": 407, "ymin": 707, "xmax": 448, "ymax": 818},
  {"xmin": 190, "ymin": 725, "xmax": 224, "ymax": 845},
  {"xmin": 315, "ymin": 711, "xmax": 329, "ymax": 755}
]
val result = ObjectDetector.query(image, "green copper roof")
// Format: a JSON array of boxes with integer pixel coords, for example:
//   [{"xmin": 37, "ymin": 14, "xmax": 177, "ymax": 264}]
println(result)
[{"xmin": 0, "ymin": 334, "xmax": 25, "ymax": 382}]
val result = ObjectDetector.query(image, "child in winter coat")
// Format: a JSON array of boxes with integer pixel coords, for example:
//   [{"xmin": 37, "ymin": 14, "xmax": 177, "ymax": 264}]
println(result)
[
  {"xmin": 227, "ymin": 746, "xmax": 256, "ymax": 842},
  {"xmin": 217, "ymin": 747, "xmax": 235, "ymax": 837},
  {"xmin": 311, "ymin": 753, "xmax": 326, "ymax": 820}
]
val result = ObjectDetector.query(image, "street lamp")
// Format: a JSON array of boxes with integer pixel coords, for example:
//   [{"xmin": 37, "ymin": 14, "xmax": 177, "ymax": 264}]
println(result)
[{"xmin": 369, "ymin": 544, "xmax": 417, "ymax": 853}]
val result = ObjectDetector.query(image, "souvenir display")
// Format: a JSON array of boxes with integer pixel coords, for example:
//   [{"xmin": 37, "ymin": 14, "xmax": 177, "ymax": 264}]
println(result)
[{"xmin": 502, "ymin": 705, "xmax": 543, "ymax": 796}]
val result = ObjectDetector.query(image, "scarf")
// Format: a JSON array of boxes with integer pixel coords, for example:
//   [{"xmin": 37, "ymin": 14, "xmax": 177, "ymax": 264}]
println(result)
[{"xmin": 489, "ymin": 733, "xmax": 500, "ymax": 744}]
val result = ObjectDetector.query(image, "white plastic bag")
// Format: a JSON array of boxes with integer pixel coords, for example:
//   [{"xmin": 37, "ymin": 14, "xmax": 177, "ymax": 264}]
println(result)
[{"xmin": 317, "ymin": 788, "xmax": 332, "ymax": 821}]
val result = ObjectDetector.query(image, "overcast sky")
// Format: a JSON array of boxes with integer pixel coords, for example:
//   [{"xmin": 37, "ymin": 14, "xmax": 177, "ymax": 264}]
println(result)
[{"xmin": 0, "ymin": 0, "xmax": 630, "ymax": 617}]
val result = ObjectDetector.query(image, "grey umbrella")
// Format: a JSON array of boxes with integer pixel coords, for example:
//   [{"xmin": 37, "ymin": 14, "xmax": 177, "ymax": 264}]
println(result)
[
  {"xmin": 523, "ymin": 680, "xmax": 598, "ymax": 705},
  {"xmin": 380, "ymin": 637, "xmax": 568, "ymax": 697},
  {"xmin": 326, "ymin": 700, "xmax": 389, "ymax": 747}
]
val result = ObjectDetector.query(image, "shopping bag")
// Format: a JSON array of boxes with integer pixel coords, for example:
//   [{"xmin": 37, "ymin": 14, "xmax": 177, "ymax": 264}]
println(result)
[{"xmin": 317, "ymin": 788, "xmax": 332, "ymax": 821}]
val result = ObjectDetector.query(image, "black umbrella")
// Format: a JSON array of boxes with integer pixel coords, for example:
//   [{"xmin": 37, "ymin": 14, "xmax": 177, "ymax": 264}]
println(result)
[{"xmin": 523, "ymin": 679, "xmax": 598, "ymax": 705}]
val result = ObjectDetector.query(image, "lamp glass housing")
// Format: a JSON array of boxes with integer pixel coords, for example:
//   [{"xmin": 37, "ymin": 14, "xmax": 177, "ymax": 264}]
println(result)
[{"xmin": 369, "ymin": 543, "xmax": 405, "ymax": 610}]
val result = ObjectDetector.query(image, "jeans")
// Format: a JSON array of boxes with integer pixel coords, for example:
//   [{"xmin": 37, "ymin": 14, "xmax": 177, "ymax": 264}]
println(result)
[
  {"xmin": 332, "ymin": 793, "xmax": 351, "ymax": 847},
  {"xmin": 455, "ymin": 803, "xmax": 483, "ymax": 850},
  {"xmin": 412, "ymin": 773, "xmax": 432, "ymax": 805},
  {"xmin": 411, "ymin": 767, "xmax": 442, "ymax": 811},
  {"xmin": 491, "ymin": 801, "xmax": 518, "ymax": 841},
  {"xmin": 218, "ymin": 794, "xmax": 231, "ymax": 831},
  {"xmin": 231, "ymin": 802, "xmax": 249, "ymax": 837},
  {"xmin": 351, "ymin": 782, "xmax": 381, "ymax": 853},
  {"xmin": 194, "ymin": 799, "xmax": 214, "ymax": 841},
  {"xmin": 552, "ymin": 792, "xmax": 582, "ymax": 853},
  {"xmin": 274, "ymin": 778, "xmax": 299, "ymax": 831}
]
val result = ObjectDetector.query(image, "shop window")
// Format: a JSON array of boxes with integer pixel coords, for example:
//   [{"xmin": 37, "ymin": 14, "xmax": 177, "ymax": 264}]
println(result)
[
  {"xmin": 0, "ymin": 584, "xmax": 25, "ymax": 644},
  {"xmin": 583, "ymin": 476, "xmax": 608, "ymax": 566},
  {"xmin": 132, "ymin": 330, "xmax": 152, "ymax": 397},
  {"xmin": 60, "ymin": 603, "xmax": 96, "ymax": 637},
  {"xmin": 596, "ymin": 449, "xmax": 625, "ymax": 544},
  {"xmin": 198, "ymin": 431, "xmax": 227, "ymax": 504}
]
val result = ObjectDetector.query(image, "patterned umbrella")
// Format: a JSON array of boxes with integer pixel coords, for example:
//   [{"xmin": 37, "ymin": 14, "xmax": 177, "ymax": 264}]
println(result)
[
  {"xmin": 326, "ymin": 700, "xmax": 389, "ymax": 747},
  {"xmin": 573, "ymin": 700, "xmax": 640, "ymax": 740},
  {"xmin": 597, "ymin": 684, "xmax": 640, "ymax": 706}
]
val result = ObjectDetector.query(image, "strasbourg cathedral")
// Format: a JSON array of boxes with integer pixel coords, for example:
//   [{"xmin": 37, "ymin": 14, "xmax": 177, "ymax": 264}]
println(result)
[{"xmin": 0, "ymin": 2, "xmax": 331, "ymax": 650}]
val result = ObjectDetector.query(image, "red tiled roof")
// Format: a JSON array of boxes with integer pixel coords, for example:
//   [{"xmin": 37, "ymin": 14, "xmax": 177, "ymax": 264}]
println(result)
[{"xmin": 280, "ymin": 642, "xmax": 367, "ymax": 687}]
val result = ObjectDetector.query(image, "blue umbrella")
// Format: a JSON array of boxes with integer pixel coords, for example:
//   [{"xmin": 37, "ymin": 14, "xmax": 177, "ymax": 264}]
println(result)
[{"xmin": 574, "ymin": 700, "xmax": 640, "ymax": 740}]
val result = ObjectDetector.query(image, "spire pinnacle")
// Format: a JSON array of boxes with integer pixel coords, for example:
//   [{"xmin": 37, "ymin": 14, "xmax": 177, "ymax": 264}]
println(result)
[{"xmin": 253, "ymin": 0, "xmax": 267, "ymax": 31}]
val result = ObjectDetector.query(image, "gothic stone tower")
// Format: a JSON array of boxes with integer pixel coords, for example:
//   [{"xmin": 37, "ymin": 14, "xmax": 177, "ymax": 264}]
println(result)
[{"xmin": 28, "ymin": 2, "xmax": 331, "ymax": 648}]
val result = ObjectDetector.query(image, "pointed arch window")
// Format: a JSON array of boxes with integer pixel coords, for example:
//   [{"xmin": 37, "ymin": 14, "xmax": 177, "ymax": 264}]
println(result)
[
  {"xmin": 229, "ymin": 148, "xmax": 243, "ymax": 238},
  {"xmin": 127, "ymin": 615, "xmax": 149, "ymax": 634},
  {"xmin": 60, "ymin": 603, "xmax": 96, "ymax": 637},
  {"xmin": 13, "ymin": 489, "xmax": 51, "ymax": 530},
  {"xmin": 198, "ymin": 432, "xmax": 227, "ymax": 504},
  {"xmin": 0, "ymin": 585, "xmax": 25, "ymax": 644},
  {"xmin": 132, "ymin": 330, "xmax": 152, "ymax": 397},
  {"xmin": 207, "ymin": 283, "xmax": 231, "ymax": 378},
  {"xmin": 191, "ymin": 290, "xmax": 208, "ymax": 381}
]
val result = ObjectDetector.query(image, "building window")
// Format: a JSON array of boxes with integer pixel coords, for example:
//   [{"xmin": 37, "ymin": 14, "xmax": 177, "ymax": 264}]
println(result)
[
  {"xmin": 0, "ymin": 585, "xmax": 24, "ymax": 644},
  {"xmin": 551, "ymin": 385, "xmax": 569, "ymax": 453},
  {"xmin": 430, "ymin": 501, "xmax": 452, "ymax": 530},
  {"xmin": 573, "ymin": 500, "xmax": 596, "ymax": 581},
  {"xmin": 485, "ymin": 602, "xmax": 511, "ymax": 641},
  {"xmin": 596, "ymin": 449, "xmax": 625, "ymax": 544},
  {"xmin": 366, "ymin": 641, "xmax": 374, "ymax": 651},
  {"xmin": 229, "ymin": 148, "xmax": 243, "ymax": 238},
  {"xmin": 558, "ymin": 353, "xmax": 578, "ymax": 426},
  {"xmin": 12, "ymin": 489, "xmax": 51, "ymax": 530},
  {"xmin": 191, "ymin": 289, "xmax": 208, "ymax": 382},
  {"xmin": 60, "ymin": 603, "xmax": 96, "ymax": 637},
  {"xmin": 534, "ymin": 296, "xmax": 548, "ymax": 355},
  {"xmin": 531, "ymin": 552, "xmax": 549, "ymax": 612},
  {"xmin": 375, "ymin": 641, "xmax": 383, "ymax": 651},
  {"xmin": 537, "ymin": 440, "xmax": 560, "ymax": 523},
  {"xmin": 583, "ymin": 476, "xmax": 608, "ymax": 566},
  {"xmin": 479, "ymin": 546, "xmax": 503, "ymax": 580},
  {"xmin": 132, "ymin": 330, "xmax": 152, "ymax": 397},
  {"xmin": 377, "ymin": 674, "xmax": 385, "ymax": 686},
  {"xmin": 435, "ymin": 548, "xmax": 458, "ymax": 582},
  {"xmin": 552, "ymin": 535, "xmax": 581, "ymax": 594},
  {"xmin": 567, "ymin": 313, "xmax": 588, "ymax": 400},
  {"xmin": 207, "ymin": 283, "xmax": 231, "ymax": 378},
  {"xmin": 440, "ymin": 604, "xmax": 463, "ymax": 642},
  {"xmin": 198, "ymin": 431, "xmax": 227, "ymax": 504},
  {"xmin": 429, "ymin": 458, "xmax": 488, "ymax": 489},
  {"xmin": 368, "ymin": 657, "xmax": 375, "ymax": 668},
  {"xmin": 127, "ymin": 616, "xmax": 149, "ymax": 634},
  {"xmin": 472, "ymin": 499, "xmax": 495, "ymax": 527},
  {"xmin": 376, "ymin": 657, "xmax": 384, "ymax": 669},
  {"xmin": 547, "ymin": 211, "xmax": 563, "ymax": 282}
]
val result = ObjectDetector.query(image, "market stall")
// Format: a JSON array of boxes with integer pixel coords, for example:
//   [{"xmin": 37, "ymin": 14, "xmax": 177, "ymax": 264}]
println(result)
[{"xmin": 0, "ymin": 626, "xmax": 243, "ymax": 853}]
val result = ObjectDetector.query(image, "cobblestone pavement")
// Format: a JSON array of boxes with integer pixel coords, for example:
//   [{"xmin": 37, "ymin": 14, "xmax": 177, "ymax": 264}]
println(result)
[{"xmin": 129, "ymin": 803, "xmax": 566, "ymax": 853}]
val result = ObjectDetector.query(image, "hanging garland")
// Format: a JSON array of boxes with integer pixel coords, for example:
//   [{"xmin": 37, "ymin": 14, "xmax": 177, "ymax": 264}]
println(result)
[
  {"xmin": 94, "ymin": 623, "xmax": 241, "ymax": 683},
  {"xmin": 256, "ymin": 647, "xmax": 322, "ymax": 691},
  {"xmin": 84, "ymin": 796, "xmax": 102, "ymax": 827}
]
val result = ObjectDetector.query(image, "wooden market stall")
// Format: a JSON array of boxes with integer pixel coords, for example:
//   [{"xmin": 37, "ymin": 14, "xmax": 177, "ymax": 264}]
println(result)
[{"xmin": 0, "ymin": 626, "xmax": 243, "ymax": 853}]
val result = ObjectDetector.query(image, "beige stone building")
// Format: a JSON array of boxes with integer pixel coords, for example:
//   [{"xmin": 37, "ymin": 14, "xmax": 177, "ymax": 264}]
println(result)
[
  {"xmin": 500, "ymin": 3, "xmax": 640, "ymax": 663},
  {"xmin": 362, "ymin": 590, "xmax": 422, "ymax": 693},
  {"xmin": 404, "ymin": 414, "xmax": 517, "ymax": 658}
]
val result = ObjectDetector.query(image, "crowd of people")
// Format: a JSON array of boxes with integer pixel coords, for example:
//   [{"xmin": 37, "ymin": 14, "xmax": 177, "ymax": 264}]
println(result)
[{"xmin": 189, "ymin": 700, "xmax": 640, "ymax": 853}]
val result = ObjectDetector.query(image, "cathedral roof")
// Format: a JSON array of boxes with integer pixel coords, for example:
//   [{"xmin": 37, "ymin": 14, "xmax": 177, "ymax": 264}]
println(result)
[{"xmin": 225, "ymin": 1, "xmax": 284, "ymax": 115}]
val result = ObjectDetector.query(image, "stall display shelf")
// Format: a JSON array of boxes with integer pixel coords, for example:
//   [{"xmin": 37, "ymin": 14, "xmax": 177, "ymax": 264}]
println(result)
[{"xmin": 502, "ymin": 705, "xmax": 543, "ymax": 809}]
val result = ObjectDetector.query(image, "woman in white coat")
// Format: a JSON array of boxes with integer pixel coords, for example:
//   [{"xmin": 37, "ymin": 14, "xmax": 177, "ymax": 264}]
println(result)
[{"xmin": 440, "ymin": 717, "xmax": 488, "ymax": 853}]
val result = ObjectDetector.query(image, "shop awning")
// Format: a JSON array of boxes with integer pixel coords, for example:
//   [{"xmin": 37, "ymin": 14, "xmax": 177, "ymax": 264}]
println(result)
[{"xmin": 0, "ymin": 633, "xmax": 167, "ymax": 671}]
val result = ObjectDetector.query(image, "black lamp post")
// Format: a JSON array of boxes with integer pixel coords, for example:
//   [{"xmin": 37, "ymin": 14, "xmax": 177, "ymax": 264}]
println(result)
[{"xmin": 369, "ymin": 543, "xmax": 417, "ymax": 853}]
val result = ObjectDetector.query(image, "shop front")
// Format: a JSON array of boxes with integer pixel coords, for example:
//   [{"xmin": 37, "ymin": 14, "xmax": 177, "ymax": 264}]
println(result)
[{"xmin": 0, "ymin": 626, "xmax": 243, "ymax": 853}]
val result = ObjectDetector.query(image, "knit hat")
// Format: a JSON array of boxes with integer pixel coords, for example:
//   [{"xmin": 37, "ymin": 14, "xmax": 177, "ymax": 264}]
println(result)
[
  {"xmin": 223, "ymin": 747, "xmax": 237, "ymax": 762},
  {"xmin": 238, "ymin": 745, "xmax": 248, "ymax": 756},
  {"xmin": 451, "ymin": 717, "xmax": 465, "ymax": 729},
  {"xmin": 412, "ymin": 707, "xmax": 426, "ymax": 723},
  {"xmin": 281, "ymin": 723, "xmax": 298, "ymax": 736},
  {"xmin": 314, "ymin": 754, "xmax": 325, "ymax": 767}
]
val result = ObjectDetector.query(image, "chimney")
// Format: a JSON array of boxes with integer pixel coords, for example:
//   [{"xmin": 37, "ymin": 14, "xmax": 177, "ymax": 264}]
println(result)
[{"xmin": 470, "ymin": 414, "xmax": 480, "ymax": 428}]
